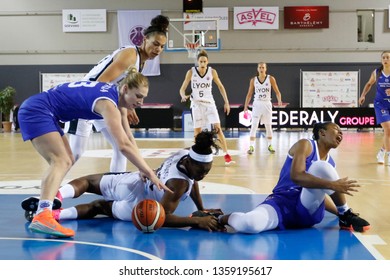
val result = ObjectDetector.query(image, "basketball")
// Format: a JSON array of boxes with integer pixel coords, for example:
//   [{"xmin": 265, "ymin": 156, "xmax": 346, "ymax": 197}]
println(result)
[{"xmin": 132, "ymin": 199, "xmax": 166, "ymax": 233}]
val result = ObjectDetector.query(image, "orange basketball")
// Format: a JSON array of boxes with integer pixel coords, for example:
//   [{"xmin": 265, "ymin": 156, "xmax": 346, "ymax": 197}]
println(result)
[{"xmin": 132, "ymin": 199, "xmax": 166, "ymax": 233}]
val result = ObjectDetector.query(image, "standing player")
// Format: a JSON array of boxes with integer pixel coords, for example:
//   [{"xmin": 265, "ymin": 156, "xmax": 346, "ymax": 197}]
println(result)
[
  {"xmin": 18, "ymin": 68, "xmax": 170, "ymax": 238},
  {"xmin": 22, "ymin": 130, "xmax": 225, "ymax": 232},
  {"xmin": 243, "ymin": 62, "xmax": 282, "ymax": 155},
  {"xmin": 359, "ymin": 51, "xmax": 390, "ymax": 165},
  {"xmin": 64, "ymin": 15, "xmax": 169, "ymax": 172},
  {"xmin": 219, "ymin": 122, "xmax": 370, "ymax": 234},
  {"xmin": 179, "ymin": 49, "xmax": 235, "ymax": 165}
]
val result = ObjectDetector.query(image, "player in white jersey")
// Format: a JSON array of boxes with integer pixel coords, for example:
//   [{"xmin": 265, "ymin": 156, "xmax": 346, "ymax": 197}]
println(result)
[
  {"xmin": 64, "ymin": 15, "xmax": 169, "ymax": 172},
  {"xmin": 179, "ymin": 50, "xmax": 235, "ymax": 165},
  {"xmin": 22, "ymin": 130, "xmax": 225, "ymax": 232},
  {"xmin": 244, "ymin": 62, "xmax": 282, "ymax": 155}
]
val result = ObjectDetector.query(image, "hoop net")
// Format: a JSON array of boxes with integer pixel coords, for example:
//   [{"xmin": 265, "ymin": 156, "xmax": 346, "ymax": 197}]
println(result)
[{"xmin": 186, "ymin": 43, "xmax": 200, "ymax": 59}]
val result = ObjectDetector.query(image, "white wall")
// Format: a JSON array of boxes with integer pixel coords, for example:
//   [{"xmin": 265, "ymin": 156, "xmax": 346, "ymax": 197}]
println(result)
[{"xmin": 0, "ymin": 0, "xmax": 389, "ymax": 65}]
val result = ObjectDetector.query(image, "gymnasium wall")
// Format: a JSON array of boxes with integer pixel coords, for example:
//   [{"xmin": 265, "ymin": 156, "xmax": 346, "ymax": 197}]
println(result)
[{"xmin": 0, "ymin": 0, "xmax": 388, "ymax": 113}]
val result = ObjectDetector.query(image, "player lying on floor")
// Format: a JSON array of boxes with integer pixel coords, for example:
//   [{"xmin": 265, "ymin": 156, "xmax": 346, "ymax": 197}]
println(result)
[
  {"xmin": 219, "ymin": 122, "xmax": 370, "ymax": 233},
  {"xmin": 22, "ymin": 130, "xmax": 225, "ymax": 232}
]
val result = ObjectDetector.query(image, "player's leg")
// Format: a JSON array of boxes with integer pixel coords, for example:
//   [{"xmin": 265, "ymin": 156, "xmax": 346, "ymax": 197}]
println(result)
[
  {"xmin": 219, "ymin": 204, "xmax": 278, "ymax": 234},
  {"xmin": 100, "ymin": 127, "xmax": 127, "ymax": 172}
]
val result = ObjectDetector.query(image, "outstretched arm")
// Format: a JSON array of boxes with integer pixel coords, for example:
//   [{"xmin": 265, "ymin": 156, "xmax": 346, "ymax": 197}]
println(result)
[
  {"xmin": 160, "ymin": 179, "xmax": 223, "ymax": 231},
  {"xmin": 359, "ymin": 70, "xmax": 376, "ymax": 106},
  {"xmin": 95, "ymin": 100, "xmax": 170, "ymax": 193}
]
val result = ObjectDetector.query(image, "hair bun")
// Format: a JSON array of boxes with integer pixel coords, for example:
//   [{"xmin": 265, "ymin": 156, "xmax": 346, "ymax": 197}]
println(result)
[{"xmin": 150, "ymin": 15, "xmax": 169, "ymax": 32}]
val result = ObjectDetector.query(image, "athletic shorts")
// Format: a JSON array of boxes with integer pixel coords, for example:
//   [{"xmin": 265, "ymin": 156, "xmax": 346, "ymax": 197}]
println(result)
[
  {"xmin": 374, "ymin": 101, "xmax": 390, "ymax": 125},
  {"xmin": 99, "ymin": 172, "xmax": 147, "ymax": 221},
  {"xmin": 261, "ymin": 188, "xmax": 325, "ymax": 230},
  {"xmin": 63, "ymin": 119, "xmax": 94, "ymax": 137},
  {"xmin": 18, "ymin": 106, "xmax": 64, "ymax": 141},
  {"xmin": 191, "ymin": 101, "xmax": 220, "ymax": 128},
  {"xmin": 252, "ymin": 101, "xmax": 272, "ymax": 125}
]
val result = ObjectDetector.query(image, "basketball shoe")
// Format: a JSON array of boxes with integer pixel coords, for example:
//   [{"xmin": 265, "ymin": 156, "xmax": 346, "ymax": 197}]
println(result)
[
  {"xmin": 29, "ymin": 208, "xmax": 74, "ymax": 238},
  {"xmin": 268, "ymin": 145, "xmax": 275, "ymax": 154},
  {"xmin": 247, "ymin": 146, "xmax": 255, "ymax": 155},
  {"xmin": 224, "ymin": 154, "xmax": 235, "ymax": 165},
  {"xmin": 338, "ymin": 209, "xmax": 370, "ymax": 232},
  {"xmin": 21, "ymin": 196, "xmax": 62, "ymax": 222},
  {"xmin": 377, "ymin": 149, "xmax": 385, "ymax": 164}
]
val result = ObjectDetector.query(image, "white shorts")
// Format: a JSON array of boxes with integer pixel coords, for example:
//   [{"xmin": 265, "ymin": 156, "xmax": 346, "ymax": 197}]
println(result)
[
  {"xmin": 99, "ymin": 172, "xmax": 147, "ymax": 221},
  {"xmin": 191, "ymin": 102, "xmax": 220, "ymax": 128},
  {"xmin": 92, "ymin": 119, "xmax": 106, "ymax": 132},
  {"xmin": 63, "ymin": 119, "xmax": 93, "ymax": 137},
  {"xmin": 252, "ymin": 101, "xmax": 272, "ymax": 125}
]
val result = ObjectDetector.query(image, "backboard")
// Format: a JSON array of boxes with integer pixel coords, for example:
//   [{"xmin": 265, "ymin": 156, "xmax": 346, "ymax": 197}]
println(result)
[{"xmin": 165, "ymin": 17, "xmax": 220, "ymax": 53}]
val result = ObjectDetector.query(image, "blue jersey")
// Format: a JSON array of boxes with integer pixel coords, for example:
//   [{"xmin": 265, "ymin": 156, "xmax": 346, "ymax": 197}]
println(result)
[
  {"xmin": 374, "ymin": 69, "xmax": 390, "ymax": 104},
  {"xmin": 18, "ymin": 81, "xmax": 119, "ymax": 141},
  {"xmin": 273, "ymin": 139, "xmax": 335, "ymax": 194},
  {"xmin": 262, "ymin": 139, "xmax": 336, "ymax": 229}
]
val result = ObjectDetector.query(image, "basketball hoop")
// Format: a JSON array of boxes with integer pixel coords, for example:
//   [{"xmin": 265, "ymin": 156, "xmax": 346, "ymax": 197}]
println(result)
[{"xmin": 185, "ymin": 43, "xmax": 200, "ymax": 59}]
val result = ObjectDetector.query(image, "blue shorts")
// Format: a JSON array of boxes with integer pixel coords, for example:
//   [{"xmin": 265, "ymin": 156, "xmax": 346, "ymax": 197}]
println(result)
[
  {"xmin": 262, "ymin": 188, "xmax": 325, "ymax": 230},
  {"xmin": 18, "ymin": 106, "xmax": 64, "ymax": 141},
  {"xmin": 374, "ymin": 101, "xmax": 390, "ymax": 125}
]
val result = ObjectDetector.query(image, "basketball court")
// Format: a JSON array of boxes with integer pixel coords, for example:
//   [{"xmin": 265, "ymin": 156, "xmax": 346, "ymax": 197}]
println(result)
[{"xmin": 0, "ymin": 129, "xmax": 389, "ymax": 260}]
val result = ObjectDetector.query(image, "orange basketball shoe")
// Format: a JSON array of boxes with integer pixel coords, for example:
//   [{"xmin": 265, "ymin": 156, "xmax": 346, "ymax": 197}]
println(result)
[{"xmin": 29, "ymin": 208, "xmax": 74, "ymax": 238}]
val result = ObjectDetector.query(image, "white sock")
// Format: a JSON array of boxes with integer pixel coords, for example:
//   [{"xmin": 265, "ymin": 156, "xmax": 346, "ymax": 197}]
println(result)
[
  {"xmin": 59, "ymin": 183, "xmax": 76, "ymax": 199},
  {"xmin": 37, "ymin": 200, "xmax": 53, "ymax": 213},
  {"xmin": 59, "ymin": 207, "xmax": 78, "ymax": 220},
  {"xmin": 337, "ymin": 204, "xmax": 349, "ymax": 215},
  {"xmin": 250, "ymin": 141, "xmax": 255, "ymax": 147}
]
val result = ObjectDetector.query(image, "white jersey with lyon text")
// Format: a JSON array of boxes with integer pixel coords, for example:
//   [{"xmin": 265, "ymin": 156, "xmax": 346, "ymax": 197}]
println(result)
[
  {"xmin": 83, "ymin": 45, "xmax": 142, "ymax": 85},
  {"xmin": 190, "ymin": 66, "xmax": 215, "ymax": 106},
  {"xmin": 253, "ymin": 75, "xmax": 272, "ymax": 102}
]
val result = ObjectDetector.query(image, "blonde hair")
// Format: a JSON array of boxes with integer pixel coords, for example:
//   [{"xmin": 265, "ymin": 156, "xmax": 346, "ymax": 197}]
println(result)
[{"xmin": 120, "ymin": 66, "xmax": 149, "ymax": 89}]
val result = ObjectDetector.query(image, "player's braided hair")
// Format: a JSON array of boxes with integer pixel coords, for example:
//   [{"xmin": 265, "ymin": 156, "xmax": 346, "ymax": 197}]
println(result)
[
  {"xmin": 143, "ymin": 15, "xmax": 169, "ymax": 37},
  {"xmin": 312, "ymin": 122, "xmax": 332, "ymax": 140},
  {"xmin": 192, "ymin": 129, "xmax": 220, "ymax": 156}
]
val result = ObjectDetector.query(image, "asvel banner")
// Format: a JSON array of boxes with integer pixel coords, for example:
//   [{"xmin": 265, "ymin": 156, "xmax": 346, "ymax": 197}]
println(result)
[
  {"xmin": 234, "ymin": 7, "xmax": 279, "ymax": 30},
  {"xmin": 284, "ymin": 6, "xmax": 329, "ymax": 29}
]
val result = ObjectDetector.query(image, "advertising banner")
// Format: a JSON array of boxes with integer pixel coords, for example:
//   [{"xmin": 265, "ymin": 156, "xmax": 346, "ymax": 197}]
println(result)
[
  {"xmin": 234, "ymin": 7, "xmax": 279, "ymax": 30},
  {"xmin": 284, "ymin": 6, "xmax": 329, "ymax": 29}
]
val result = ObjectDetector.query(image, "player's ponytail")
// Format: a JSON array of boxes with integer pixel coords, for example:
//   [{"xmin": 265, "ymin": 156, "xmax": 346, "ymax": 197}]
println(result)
[{"xmin": 192, "ymin": 129, "xmax": 220, "ymax": 156}]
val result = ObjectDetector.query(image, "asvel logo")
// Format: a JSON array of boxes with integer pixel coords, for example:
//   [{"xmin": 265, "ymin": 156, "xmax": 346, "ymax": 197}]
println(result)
[{"xmin": 236, "ymin": 8, "xmax": 276, "ymax": 26}]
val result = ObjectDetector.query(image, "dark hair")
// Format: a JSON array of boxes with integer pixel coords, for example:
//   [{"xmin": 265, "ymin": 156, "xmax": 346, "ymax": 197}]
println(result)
[
  {"xmin": 197, "ymin": 49, "xmax": 208, "ymax": 60},
  {"xmin": 376, "ymin": 51, "xmax": 390, "ymax": 83},
  {"xmin": 143, "ymin": 15, "xmax": 169, "ymax": 37},
  {"xmin": 192, "ymin": 129, "xmax": 220, "ymax": 156},
  {"xmin": 312, "ymin": 122, "xmax": 332, "ymax": 140}
]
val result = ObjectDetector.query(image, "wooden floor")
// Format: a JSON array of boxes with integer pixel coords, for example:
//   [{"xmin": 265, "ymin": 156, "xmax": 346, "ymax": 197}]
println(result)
[{"xmin": 1, "ymin": 128, "xmax": 390, "ymax": 259}]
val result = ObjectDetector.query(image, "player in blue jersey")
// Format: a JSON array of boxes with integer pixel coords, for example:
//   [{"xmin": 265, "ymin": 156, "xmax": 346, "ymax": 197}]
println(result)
[
  {"xmin": 65, "ymin": 15, "xmax": 169, "ymax": 172},
  {"xmin": 359, "ymin": 51, "xmax": 390, "ymax": 165},
  {"xmin": 18, "ymin": 67, "xmax": 170, "ymax": 238},
  {"xmin": 21, "ymin": 130, "xmax": 225, "ymax": 232},
  {"xmin": 219, "ymin": 122, "xmax": 370, "ymax": 233}
]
